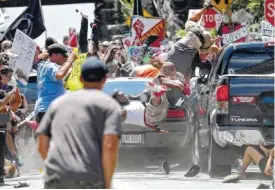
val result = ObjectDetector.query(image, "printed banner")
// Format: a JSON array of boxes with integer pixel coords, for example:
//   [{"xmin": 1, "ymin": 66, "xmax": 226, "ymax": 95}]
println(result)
[
  {"xmin": 9, "ymin": 29, "xmax": 37, "ymax": 86},
  {"xmin": 222, "ymin": 23, "xmax": 247, "ymax": 45},
  {"xmin": 130, "ymin": 16, "xmax": 166, "ymax": 48},
  {"xmin": 65, "ymin": 53, "xmax": 87, "ymax": 91}
]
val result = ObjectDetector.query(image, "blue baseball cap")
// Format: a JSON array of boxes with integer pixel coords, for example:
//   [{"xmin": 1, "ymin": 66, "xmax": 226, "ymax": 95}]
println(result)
[{"xmin": 81, "ymin": 57, "xmax": 109, "ymax": 82}]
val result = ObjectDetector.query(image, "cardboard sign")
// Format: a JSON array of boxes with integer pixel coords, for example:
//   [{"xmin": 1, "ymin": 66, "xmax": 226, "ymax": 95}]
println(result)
[
  {"xmin": 222, "ymin": 23, "xmax": 247, "ymax": 45},
  {"xmin": 9, "ymin": 29, "xmax": 36, "ymax": 86},
  {"xmin": 261, "ymin": 20, "xmax": 274, "ymax": 38},
  {"xmin": 65, "ymin": 53, "xmax": 87, "ymax": 91},
  {"xmin": 130, "ymin": 17, "xmax": 166, "ymax": 48},
  {"xmin": 188, "ymin": 9, "xmax": 201, "ymax": 19}
]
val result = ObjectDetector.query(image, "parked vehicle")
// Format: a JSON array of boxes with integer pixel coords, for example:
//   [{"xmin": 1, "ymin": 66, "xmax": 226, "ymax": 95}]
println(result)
[{"xmin": 195, "ymin": 41, "xmax": 274, "ymax": 177}]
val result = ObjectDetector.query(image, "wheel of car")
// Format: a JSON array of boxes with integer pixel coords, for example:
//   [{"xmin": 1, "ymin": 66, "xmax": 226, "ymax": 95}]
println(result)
[{"xmin": 208, "ymin": 135, "xmax": 232, "ymax": 177}]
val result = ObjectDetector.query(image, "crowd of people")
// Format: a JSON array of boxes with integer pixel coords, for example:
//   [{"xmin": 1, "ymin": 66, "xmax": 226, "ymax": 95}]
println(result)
[{"xmin": 0, "ymin": 2, "xmax": 272, "ymax": 189}]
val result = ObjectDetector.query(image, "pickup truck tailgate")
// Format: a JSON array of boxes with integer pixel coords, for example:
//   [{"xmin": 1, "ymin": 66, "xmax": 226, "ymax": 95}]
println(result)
[{"xmin": 229, "ymin": 76, "xmax": 274, "ymax": 126}]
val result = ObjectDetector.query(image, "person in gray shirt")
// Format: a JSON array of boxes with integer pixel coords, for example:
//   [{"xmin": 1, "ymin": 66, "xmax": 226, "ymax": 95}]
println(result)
[{"xmin": 36, "ymin": 57, "xmax": 122, "ymax": 189}]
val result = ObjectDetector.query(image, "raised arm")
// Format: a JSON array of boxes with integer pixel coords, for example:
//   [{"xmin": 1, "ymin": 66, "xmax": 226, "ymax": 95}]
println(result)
[{"xmin": 55, "ymin": 52, "xmax": 77, "ymax": 80}]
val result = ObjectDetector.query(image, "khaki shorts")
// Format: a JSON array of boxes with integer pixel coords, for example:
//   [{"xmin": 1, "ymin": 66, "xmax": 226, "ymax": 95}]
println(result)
[{"xmin": 145, "ymin": 95, "xmax": 169, "ymax": 127}]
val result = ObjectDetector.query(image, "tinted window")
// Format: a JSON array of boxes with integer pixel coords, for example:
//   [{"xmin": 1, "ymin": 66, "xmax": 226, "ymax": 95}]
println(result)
[
  {"xmin": 227, "ymin": 47, "xmax": 274, "ymax": 74},
  {"xmin": 103, "ymin": 80, "xmax": 148, "ymax": 96}
]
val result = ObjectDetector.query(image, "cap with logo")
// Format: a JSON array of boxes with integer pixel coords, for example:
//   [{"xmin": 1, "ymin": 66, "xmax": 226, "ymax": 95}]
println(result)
[
  {"xmin": 81, "ymin": 57, "xmax": 109, "ymax": 82},
  {"xmin": 48, "ymin": 43, "xmax": 68, "ymax": 58}
]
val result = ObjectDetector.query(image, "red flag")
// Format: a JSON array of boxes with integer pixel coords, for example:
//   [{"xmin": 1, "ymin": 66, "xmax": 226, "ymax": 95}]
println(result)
[{"xmin": 69, "ymin": 27, "xmax": 78, "ymax": 48}]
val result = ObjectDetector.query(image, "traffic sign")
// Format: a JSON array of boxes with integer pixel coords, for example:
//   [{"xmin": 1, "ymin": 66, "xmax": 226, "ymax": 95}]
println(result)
[
  {"xmin": 265, "ymin": 0, "xmax": 275, "ymax": 27},
  {"xmin": 211, "ymin": 0, "xmax": 234, "ymax": 13},
  {"xmin": 202, "ymin": 8, "xmax": 218, "ymax": 29}
]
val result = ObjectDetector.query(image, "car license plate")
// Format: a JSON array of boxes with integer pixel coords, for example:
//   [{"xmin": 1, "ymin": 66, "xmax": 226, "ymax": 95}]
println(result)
[{"xmin": 121, "ymin": 134, "xmax": 143, "ymax": 144}]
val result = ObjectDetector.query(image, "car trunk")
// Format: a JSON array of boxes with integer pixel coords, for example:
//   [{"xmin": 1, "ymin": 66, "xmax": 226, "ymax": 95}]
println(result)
[{"xmin": 120, "ymin": 88, "xmax": 190, "ymax": 146}]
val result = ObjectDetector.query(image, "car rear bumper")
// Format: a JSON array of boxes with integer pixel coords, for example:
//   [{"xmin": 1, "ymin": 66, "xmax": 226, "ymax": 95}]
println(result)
[
  {"xmin": 212, "ymin": 125, "xmax": 274, "ymax": 148},
  {"xmin": 120, "ymin": 122, "xmax": 190, "ymax": 148}
]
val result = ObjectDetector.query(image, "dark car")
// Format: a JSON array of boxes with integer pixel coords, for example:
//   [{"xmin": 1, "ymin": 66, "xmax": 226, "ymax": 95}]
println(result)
[
  {"xmin": 194, "ymin": 41, "xmax": 274, "ymax": 177},
  {"xmin": 103, "ymin": 77, "xmax": 197, "ymax": 164}
]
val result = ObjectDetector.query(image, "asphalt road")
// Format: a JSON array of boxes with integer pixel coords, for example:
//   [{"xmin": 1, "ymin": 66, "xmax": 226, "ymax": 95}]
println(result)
[{"xmin": 0, "ymin": 167, "xmax": 272, "ymax": 189}]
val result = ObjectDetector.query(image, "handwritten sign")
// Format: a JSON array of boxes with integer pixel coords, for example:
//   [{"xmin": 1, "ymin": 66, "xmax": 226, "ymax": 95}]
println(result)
[
  {"xmin": 222, "ymin": 24, "xmax": 247, "ymax": 45},
  {"xmin": 9, "ymin": 29, "xmax": 36, "ymax": 86}
]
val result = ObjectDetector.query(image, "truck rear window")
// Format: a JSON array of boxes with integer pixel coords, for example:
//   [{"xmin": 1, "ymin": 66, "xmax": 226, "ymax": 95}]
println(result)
[{"xmin": 227, "ymin": 47, "xmax": 274, "ymax": 74}]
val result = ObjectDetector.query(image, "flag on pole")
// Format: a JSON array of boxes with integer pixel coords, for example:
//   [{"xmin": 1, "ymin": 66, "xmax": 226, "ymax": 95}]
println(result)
[
  {"xmin": 133, "ymin": 0, "xmax": 143, "ymax": 16},
  {"xmin": 0, "ymin": 0, "xmax": 46, "ymax": 42}
]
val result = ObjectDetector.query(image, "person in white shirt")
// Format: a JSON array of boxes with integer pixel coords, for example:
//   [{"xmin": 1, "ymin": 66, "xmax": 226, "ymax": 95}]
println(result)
[
  {"xmin": 112, "ymin": 84, "xmax": 168, "ymax": 133},
  {"xmin": 113, "ymin": 62, "xmax": 186, "ymax": 133}
]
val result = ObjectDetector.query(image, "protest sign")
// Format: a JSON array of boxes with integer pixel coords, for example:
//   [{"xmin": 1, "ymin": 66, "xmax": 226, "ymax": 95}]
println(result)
[
  {"xmin": 188, "ymin": 9, "xmax": 222, "ymax": 30},
  {"xmin": 122, "ymin": 34, "xmax": 134, "ymax": 51},
  {"xmin": 65, "ymin": 53, "xmax": 87, "ymax": 91},
  {"xmin": 261, "ymin": 20, "xmax": 274, "ymax": 39},
  {"xmin": 128, "ymin": 46, "xmax": 160, "ymax": 63},
  {"xmin": 128, "ymin": 46, "xmax": 160, "ymax": 57},
  {"xmin": 130, "ymin": 17, "xmax": 166, "ymax": 47},
  {"xmin": 222, "ymin": 23, "xmax": 247, "ymax": 45},
  {"xmin": 9, "ymin": 29, "xmax": 36, "ymax": 86},
  {"xmin": 188, "ymin": 9, "xmax": 201, "ymax": 19}
]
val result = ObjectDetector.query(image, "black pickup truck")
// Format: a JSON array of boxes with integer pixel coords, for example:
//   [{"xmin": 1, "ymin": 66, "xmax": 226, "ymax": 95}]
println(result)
[{"xmin": 194, "ymin": 41, "xmax": 274, "ymax": 177}]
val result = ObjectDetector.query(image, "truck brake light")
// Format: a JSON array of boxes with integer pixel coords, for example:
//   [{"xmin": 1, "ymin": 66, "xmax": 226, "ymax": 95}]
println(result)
[{"xmin": 216, "ymin": 85, "xmax": 229, "ymax": 102}]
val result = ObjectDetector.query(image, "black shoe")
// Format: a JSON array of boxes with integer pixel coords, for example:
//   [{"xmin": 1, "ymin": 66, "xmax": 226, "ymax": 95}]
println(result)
[
  {"xmin": 256, "ymin": 183, "xmax": 270, "ymax": 189},
  {"xmin": 0, "ymin": 176, "xmax": 4, "ymax": 184},
  {"xmin": 161, "ymin": 161, "xmax": 170, "ymax": 175},
  {"xmin": 184, "ymin": 165, "xmax": 200, "ymax": 177}
]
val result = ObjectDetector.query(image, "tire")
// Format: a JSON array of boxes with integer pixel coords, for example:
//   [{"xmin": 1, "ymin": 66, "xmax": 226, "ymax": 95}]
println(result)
[{"xmin": 208, "ymin": 135, "xmax": 232, "ymax": 177}]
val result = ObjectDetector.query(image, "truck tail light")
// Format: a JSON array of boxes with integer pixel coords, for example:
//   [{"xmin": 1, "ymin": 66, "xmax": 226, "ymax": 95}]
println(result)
[{"xmin": 216, "ymin": 85, "xmax": 229, "ymax": 114}]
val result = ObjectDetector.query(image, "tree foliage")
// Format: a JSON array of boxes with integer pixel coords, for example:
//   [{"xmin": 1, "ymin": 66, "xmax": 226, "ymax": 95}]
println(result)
[{"xmin": 231, "ymin": 0, "xmax": 264, "ymax": 23}]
